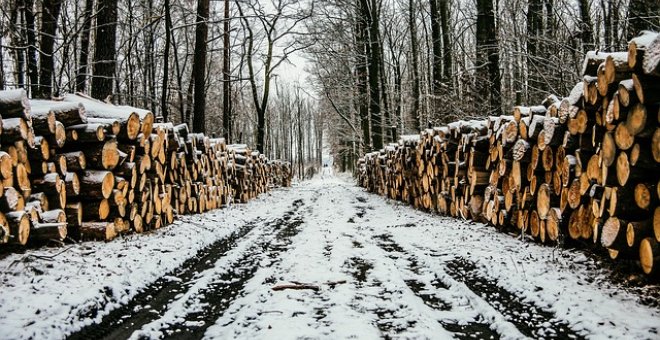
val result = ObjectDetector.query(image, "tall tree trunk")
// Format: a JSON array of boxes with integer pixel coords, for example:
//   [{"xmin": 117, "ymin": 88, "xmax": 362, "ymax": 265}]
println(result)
[
  {"xmin": 92, "ymin": 0, "xmax": 118, "ymax": 100},
  {"xmin": 577, "ymin": 0, "xmax": 594, "ymax": 52},
  {"xmin": 439, "ymin": 0, "xmax": 452, "ymax": 83},
  {"xmin": 161, "ymin": 0, "xmax": 172, "ymax": 121},
  {"xmin": 378, "ymin": 41, "xmax": 391, "ymax": 142},
  {"xmin": 9, "ymin": 3, "xmax": 25, "ymax": 88},
  {"xmin": 601, "ymin": 0, "xmax": 611, "ymax": 49},
  {"xmin": 76, "ymin": 0, "xmax": 94, "ymax": 93},
  {"xmin": 222, "ymin": 0, "xmax": 232, "ymax": 142},
  {"xmin": 476, "ymin": 0, "xmax": 501, "ymax": 115},
  {"xmin": 191, "ymin": 0, "xmax": 209, "ymax": 133},
  {"xmin": 429, "ymin": 0, "xmax": 442, "ymax": 98},
  {"xmin": 0, "ymin": 18, "xmax": 5, "ymax": 89},
  {"xmin": 37, "ymin": 0, "xmax": 62, "ymax": 98},
  {"xmin": 361, "ymin": 0, "xmax": 383, "ymax": 151},
  {"xmin": 527, "ymin": 0, "xmax": 543, "ymax": 100},
  {"xmin": 355, "ymin": 2, "xmax": 371, "ymax": 152},
  {"xmin": 24, "ymin": 0, "xmax": 38, "ymax": 96},
  {"xmin": 408, "ymin": 0, "xmax": 421, "ymax": 132}
]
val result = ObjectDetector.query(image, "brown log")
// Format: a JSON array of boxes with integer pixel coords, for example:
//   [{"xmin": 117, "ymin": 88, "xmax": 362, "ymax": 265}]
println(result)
[
  {"xmin": 0, "ymin": 89, "xmax": 30, "ymax": 119},
  {"xmin": 628, "ymin": 31, "xmax": 658, "ymax": 71},
  {"xmin": 79, "ymin": 221, "xmax": 116, "ymax": 241},
  {"xmin": 632, "ymin": 74, "xmax": 660, "ymax": 105},
  {"xmin": 81, "ymin": 199, "xmax": 110, "ymax": 220},
  {"xmin": 641, "ymin": 33, "xmax": 660, "ymax": 77},
  {"xmin": 79, "ymin": 139, "xmax": 120, "ymax": 170},
  {"xmin": 0, "ymin": 187, "xmax": 24, "ymax": 211},
  {"xmin": 31, "ymin": 209, "xmax": 67, "ymax": 242},
  {"xmin": 627, "ymin": 219, "xmax": 652, "ymax": 248},
  {"xmin": 66, "ymin": 123, "xmax": 106, "ymax": 143},
  {"xmin": 614, "ymin": 122, "xmax": 634, "ymax": 150},
  {"xmin": 59, "ymin": 151, "xmax": 87, "ymax": 172},
  {"xmin": 87, "ymin": 117, "xmax": 121, "ymax": 136},
  {"xmin": 6, "ymin": 211, "xmax": 30, "ymax": 245},
  {"xmin": 537, "ymin": 183, "xmax": 555, "ymax": 220},
  {"xmin": 639, "ymin": 237, "xmax": 659, "ymax": 275},
  {"xmin": 634, "ymin": 183, "xmax": 656, "ymax": 210},
  {"xmin": 80, "ymin": 170, "xmax": 115, "ymax": 199},
  {"xmin": 655, "ymin": 206, "xmax": 660, "ymax": 242},
  {"xmin": 601, "ymin": 216, "xmax": 628, "ymax": 250},
  {"xmin": 2, "ymin": 118, "xmax": 29, "ymax": 143},
  {"xmin": 546, "ymin": 207, "xmax": 562, "ymax": 242}
]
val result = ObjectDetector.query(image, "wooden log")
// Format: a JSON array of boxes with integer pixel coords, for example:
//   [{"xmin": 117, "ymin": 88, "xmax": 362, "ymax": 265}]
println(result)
[
  {"xmin": 641, "ymin": 33, "xmax": 660, "ymax": 77},
  {"xmin": 87, "ymin": 117, "xmax": 121, "ymax": 136},
  {"xmin": 0, "ymin": 187, "xmax": 25, "ymax": 211},
  {"xmin": 78, "ymin": 139, "xmax": 120, "ymax": 170},
  {"xmin": 64, "ymin": 94, "xmax": 141, "ymax": 140},
  {"xmin": 65, "ymin": 202, "xmax": 83, "ymax": 228},
  {"xmin": 654, "ymin": 127, "xmax": 660, "ymax": 163},
  {"xmin": 6, "ymin": 211, "xmax": 30, "ymax": 245},
  {"xmin": 628, "ymin": 31, "xmax": 658, "ymax": 72},
  {"xmin": 1, "ymin": 118, "xmax": 29, "ymax": 143},
  {"xmin": 546, "ymin": 207, "xmax": 562, "ymax": 242},
  {"xmin": 80, "ymin": 170, "xmax": 115, "ymax": 199},
  {"xmin": 537, "ymin": 183, "xmax": 555, "ymax": 220},
  {"xmin": 66, "ymin": 123, "xmax": 106, "ymax": 143},
  {"xmin": 601, "ymin": 216, "xmax": 629, "ymax": 250},
  {"xmin": 639, "ymin": 237, "xmax": 659, "ymax": 275},
  {"xmin": 634, "ymin": 182, "xmax": 656, "ymax": 210},
  {"xmin": 31, "ymin": 209, "xmax": 67, "ymax": 242},
  {"xmin": 59, "ymin": 151, "xmax": 86, "ymax": 172},
  {"xmin": 79, "ymin": 221, "xmax": 116, "ymax": 241},
  {"xmin": 0, "ymin": 89, "xmax": 30, "ymax": 119},
  {"xmin": 632, "ymin": 74, "xmax": 660, "ymax": 105},
  {"xmin": 627, "ymin": 219, "xmax": 652, "ymax": 248},
  {"xmin": 81, "ymin": 199, "xmax": 110, "ymax": 220}
]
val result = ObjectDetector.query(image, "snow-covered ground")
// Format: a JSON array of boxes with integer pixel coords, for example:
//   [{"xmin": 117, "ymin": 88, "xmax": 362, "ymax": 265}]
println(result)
[{"xmin": 0, "ymin": 175, "xmax": 658, "ymax": 339}]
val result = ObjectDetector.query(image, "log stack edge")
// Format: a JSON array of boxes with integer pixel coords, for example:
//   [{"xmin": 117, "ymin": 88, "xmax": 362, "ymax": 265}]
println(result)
[
  {"xmin": 358, "ymin": 32, "xmax": 660, "ymax": 277},
  {"xmin": 0, "ymin": 92, "xmax": 292, "ymax": 246}
]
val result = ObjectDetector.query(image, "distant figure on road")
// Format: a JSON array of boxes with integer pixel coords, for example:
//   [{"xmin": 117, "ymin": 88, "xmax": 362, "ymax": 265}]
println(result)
[{"xmin": 322, "ymin": 163, "xmax": 330, "ymax": 178}]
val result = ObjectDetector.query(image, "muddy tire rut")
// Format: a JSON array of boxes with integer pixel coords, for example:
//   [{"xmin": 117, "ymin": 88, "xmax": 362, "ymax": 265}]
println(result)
[{"xmin": 67, "ymin": 200, "xmax": 305, "ymax": 340}]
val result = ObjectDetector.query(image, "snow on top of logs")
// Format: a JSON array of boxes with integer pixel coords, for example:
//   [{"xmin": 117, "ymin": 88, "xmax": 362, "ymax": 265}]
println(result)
[
  {"xmin": 582, "ymin": 51, "xmax": 627, "ymax": 76},
  {"xmin": 63, "ymin": 93, "xmax": 133, "ymax": 117},
  {"xmin": 30, "ymin": 99, "xmax": 82, "ymax": 112},
  {"xmin": 227, "ymin": 144, "xmax": 249, "ymax": 153},
  {"xmin": 629, "ymin": 30, "xmax": 658, "ymax": 48},
  {"xmin": 0, "ymin": 89, "xmax": 31, "ymax": 120},
  {"xmin": 628, "ymin": 31, "xmax": 658, "ymax": 68},
  {"xmin": 642, "ymin": 32, "xmax": 660, "ymax": 76},
  {"xmin": 400, "ymin": 134, "xmax": 421, "ymax": 143}
]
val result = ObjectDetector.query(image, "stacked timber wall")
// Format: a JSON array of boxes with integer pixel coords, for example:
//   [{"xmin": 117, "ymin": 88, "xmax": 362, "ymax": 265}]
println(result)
[
  {"xmin": 357, "ymin": 32, "xmax": 660, "ymax": 277},
  {"xmin": 0, "ymin": 91, "xmax": 291, "ymax": 246}
]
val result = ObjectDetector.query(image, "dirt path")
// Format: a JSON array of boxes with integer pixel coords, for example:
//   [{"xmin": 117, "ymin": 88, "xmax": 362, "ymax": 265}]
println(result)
[{"xmin": 1, "ymin": 176, "xmax": 657, "ymax": 339}]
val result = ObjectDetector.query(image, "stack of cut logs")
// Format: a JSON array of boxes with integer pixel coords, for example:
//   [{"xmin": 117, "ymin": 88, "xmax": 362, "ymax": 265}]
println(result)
[
  {"xmin": 0, "ymin": 91, "xmax": 291, "ymax": 246},
  {"xmin": 358, "ymin": 31, "xmax": 660, "ymax": 277}
]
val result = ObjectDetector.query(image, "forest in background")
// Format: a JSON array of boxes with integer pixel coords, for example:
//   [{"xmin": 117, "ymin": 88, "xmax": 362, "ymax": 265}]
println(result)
[{"xmin": 1, "ymin": 0, "xmax": 659, "ymax": 175}]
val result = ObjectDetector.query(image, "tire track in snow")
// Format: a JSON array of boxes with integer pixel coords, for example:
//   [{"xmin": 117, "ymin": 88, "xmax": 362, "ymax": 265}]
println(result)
[
  {"xmin": 444, "ymin": 257, "xmax": 584, "ymax": 339},
  {"xmin": 147, "ymin": 199, "xmax": 305, "ymax": 339},
  {"xmin": 67, "ymin": 200, "xmax": 304, "ymax": 340},
  {"xmin": 373, "ymin": 232, "xmax": 500, "ymax": 340}
]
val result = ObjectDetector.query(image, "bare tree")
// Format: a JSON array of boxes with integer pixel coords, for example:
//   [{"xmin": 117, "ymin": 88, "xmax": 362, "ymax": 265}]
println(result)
[
  {"xmin": 237, "ymin": 0, "xmax": 313, "ymax": 153},
  {"xmin": 91, "ymin": 0, "xmax": 118, "ymax": 100},
  {"xmin": 191, "ymin": 0, "xmax": 210, "ymax": 132},
  {"xmin": 36, "ymin": 0, "xmax": 63, "ymax": 98}
]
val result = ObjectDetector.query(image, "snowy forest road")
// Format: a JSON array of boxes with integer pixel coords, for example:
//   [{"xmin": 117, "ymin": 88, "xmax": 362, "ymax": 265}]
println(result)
[{"xmin": 1, "ymin": 176, "xmax": 659, "ymax": 339}]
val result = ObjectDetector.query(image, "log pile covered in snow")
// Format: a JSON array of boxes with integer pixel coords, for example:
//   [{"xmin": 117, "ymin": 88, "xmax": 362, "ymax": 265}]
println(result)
[
  {"xmin": 358, "ymin": 32, "xmax": 660, "ymax": 277},
  {"xmin": 0, "ymin": 91, "xmax": 292, "ymax": 245}
]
